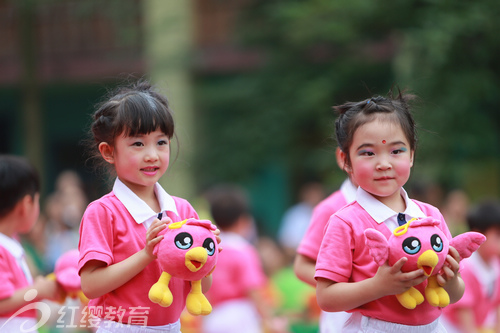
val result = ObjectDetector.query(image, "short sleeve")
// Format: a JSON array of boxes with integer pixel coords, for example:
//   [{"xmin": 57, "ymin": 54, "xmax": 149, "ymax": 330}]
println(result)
[
  {"xmin": 78, "ymin": 201, "xmax": 115, "ymax": 274},
  {"xmin": 297, "ymin": 192, "xmax": 346, "ymax": 260},
  {"xmin": 315, "ymin": 215, "xmax": 354, "ymax": 282}
]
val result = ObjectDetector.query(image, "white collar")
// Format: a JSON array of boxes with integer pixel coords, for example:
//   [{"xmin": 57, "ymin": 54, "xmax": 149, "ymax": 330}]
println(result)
[
  {"xmin": 356, "ymin": 187, "xmax": 426, "ymax": 224},
  {"xmin": 113, "ymin": 178, "xmax": 179, "ymax": 226},
  {"xmin": 0, "ymin": 232, "xmax": 24, "ymax": 260},
  {"xmin": 0, "ymin": 232, "xmax": 33, "ymax": 283},
  {"xmin": 340, "ymin": 178, "xmax": 358, "ymax": 203}
]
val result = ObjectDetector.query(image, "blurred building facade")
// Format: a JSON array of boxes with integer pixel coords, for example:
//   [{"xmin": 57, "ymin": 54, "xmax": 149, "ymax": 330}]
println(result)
[{"xmin": 0, "ymin": 0, "xmax": 252, "ymax": 202}]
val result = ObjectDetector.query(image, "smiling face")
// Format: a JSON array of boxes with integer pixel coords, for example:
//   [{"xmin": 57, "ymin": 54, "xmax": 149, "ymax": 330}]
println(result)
[
  {"xmin": 347, "ymin": 117, "xmax": 414, "ymax": 209},
  {"xmin": 102, "ymin": 129, "xmax": 170, "ymax": 195}
]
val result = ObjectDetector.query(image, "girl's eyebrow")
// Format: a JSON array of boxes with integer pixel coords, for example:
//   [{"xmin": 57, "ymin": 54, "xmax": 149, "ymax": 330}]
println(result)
[
  {"xmin": 390, "ymin": 140, "xmax": 407, "ymax": 146},
  {"xmin": 356, "ymin": 143, "xmax": 374, "ymax": 151},
  {"xmin": 356, "ymin": 140, "xmax": 407, "ymax": 150}
]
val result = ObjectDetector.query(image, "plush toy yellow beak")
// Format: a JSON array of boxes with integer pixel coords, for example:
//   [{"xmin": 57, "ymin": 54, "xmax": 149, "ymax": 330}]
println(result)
[
  {"xmin": 417, "ymin": 250, "xmax": 439, "ymax": 276},
  {"xmin": 185, "ymin": 247, "xmax": 208, "ymax": 272}
]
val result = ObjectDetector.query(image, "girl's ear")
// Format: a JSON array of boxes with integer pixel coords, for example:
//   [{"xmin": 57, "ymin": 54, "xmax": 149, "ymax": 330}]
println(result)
[
  {"xmin": 337, "ymin": 149, "xmax": 352, "ymax": 174},
  {"xmin": 99, "ymin": 142, "xmax": 115, "ymax": 164},
  {"xmin": 409, "ymin": 150, "xmax": 414, "ymax": 168}
]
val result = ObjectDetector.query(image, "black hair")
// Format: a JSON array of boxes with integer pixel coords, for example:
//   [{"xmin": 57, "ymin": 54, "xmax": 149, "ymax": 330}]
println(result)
[
  {"xmin": 466, "ymin": 199, "xmax": 500, "ymax": 234},
  {"xmin": 0, "ymin": 155, "xmax": 40, "ymax": 218},
  {"xmin": 86, "ymin": 79, "xmax": 175, "ymax": 173},
  {"xmin": 205, "ymin": 184, "xmax": 250, "ymax": 230},
  {"xmin": 334, "ymin": 88, "xmax": 417, "ymax": 168}
]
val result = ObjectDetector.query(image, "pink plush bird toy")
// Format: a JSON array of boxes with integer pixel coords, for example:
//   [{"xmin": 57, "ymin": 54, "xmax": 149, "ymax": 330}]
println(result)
[
  {"xmin": 149, "ymin": 218, "xmax": 218, "ymax": 316},
  {"xmin": 364, "ymin": 217, "xmax": 486, "ymax": 309},
  {"xmin": 48, "ymin": 249, "xmax": 88, "ymax": 304}
]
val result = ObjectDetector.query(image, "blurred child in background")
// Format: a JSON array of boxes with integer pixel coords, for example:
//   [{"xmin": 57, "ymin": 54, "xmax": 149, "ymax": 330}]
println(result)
[
  {"xmin": 294, "ymin": 148, "xmax": 357, "ymax": 332},
  {"xmin": 0, "ymin": 155, "xmax": 62, "ymax": 331},
  {"xmin": 442, "ymin": 199, "xmax": 500, "ymax": 333},
  {"xmin": 277, "ymin": 181, "xmax": 325, "ymax": 261},
  {"xmin": 203, "ymin": 184, "xmax": 286, "ymax": 333}
]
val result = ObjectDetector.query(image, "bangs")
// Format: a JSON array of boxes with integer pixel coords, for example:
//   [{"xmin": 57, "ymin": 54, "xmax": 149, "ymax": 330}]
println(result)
[{"xmin": 114, "ymin": 92, "xmax": 174, "ymax": 138}]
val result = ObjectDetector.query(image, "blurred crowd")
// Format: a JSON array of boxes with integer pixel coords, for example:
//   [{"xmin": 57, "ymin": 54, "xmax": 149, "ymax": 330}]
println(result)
[{"xmin": 17, "ymin": 169, "xmax": 500, "ymax": 333}]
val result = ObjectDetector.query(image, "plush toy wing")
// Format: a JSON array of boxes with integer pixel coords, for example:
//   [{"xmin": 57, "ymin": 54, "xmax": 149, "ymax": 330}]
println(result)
[
  {"xmin": 449, "ymin": 232, "xmax": 486, "ymax": 260},
  {"xmin": 364, "ymin": 229, "xmax": 389, "ymax": 266}
]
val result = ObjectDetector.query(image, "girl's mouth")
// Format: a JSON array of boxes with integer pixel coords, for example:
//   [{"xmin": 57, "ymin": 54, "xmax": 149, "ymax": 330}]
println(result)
[{"xmin": 141, "ymin": 167, "xmax": 159, "ymax": 175}]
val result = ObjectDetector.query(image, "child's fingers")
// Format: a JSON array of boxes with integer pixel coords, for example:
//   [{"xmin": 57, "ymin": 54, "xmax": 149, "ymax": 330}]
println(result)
[
  {"xmin": 445, "ymin": 254, "xmax": 460, "ymax": 272},
  {"xmin": 401, "ymin": 270, "xmax": 427, "ymax": 285},
  {"xmin": 147, "ymin": 219, "xmax": 167, "ymax": 237},
  {"xmin": 149, "ymin": 234, "xmax": 164, "ymax": 246},
  {"xmin": 389, "ymin": 257, "xmax": 408, "ymax": 274},
  {"xmin": 448, "ymin": 246, "xmax": 461, "ymax": 262}
]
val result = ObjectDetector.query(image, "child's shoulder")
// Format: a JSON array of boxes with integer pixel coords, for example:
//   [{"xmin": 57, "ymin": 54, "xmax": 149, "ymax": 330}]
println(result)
[
  {"xmin": 170, "ymin": 195, "xmax": 198, "ymax": 218},
  {"xmin": 410, "ymin": 199, "xmax": 442, "ymax": 217},
  {"xmin": 334, "ymin": 200, "xmax": 365, "ymax": 217}
]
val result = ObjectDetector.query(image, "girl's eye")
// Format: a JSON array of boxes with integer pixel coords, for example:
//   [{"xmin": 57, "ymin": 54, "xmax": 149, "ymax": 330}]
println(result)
[
  {"xmin": 359, "ymin": 150, "xmax": 374, "ymax": 156},
  {"xmin": 174, "ymin": 232, "xmax": 193, "ymax": 250},
  {"xmin": 392, "ymin": 147, "xmax": 407, "ymax": 155},
  {"xmin": 132, "ymin": 142, "xmax": 144, "ymax": 147},
  {"xmin": 158, "ymin": 140, "xmax": 169, "ymax": 146}
]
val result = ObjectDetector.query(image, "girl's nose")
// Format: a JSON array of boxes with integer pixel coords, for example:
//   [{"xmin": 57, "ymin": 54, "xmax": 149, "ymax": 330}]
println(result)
[
  {"xmin": 376, "ymin": 158, "xmax": 392, "ymax": 171},
  {"xmin": 145, "ymin": 147, "xmax": 159, "ymax": 161}
]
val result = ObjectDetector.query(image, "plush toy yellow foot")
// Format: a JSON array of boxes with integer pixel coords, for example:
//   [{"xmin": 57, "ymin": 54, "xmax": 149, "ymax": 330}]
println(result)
[
  {"xmin": 396, "ymin": 287, "xmax": 424, "ymax": 309},
  {"xmin": 425, "ymin": 275, "xmax": 450, "ymax": 307},
  {"xmin": 149, "ymin": 272, "xmax": 173, "ymax": 307},
  {"xmin": 186, "ymin": 280, "xmax": 212, "ymax": 316}
]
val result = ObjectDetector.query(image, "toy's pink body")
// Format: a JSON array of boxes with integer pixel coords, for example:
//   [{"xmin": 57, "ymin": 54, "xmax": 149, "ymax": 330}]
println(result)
[
  {"xmin": 149, "ymin": 218, "xmax": 218, "ymax": 316},
  {"xmin": 365, "ymin": 217, "xmax": 486, "ymax": 309}
]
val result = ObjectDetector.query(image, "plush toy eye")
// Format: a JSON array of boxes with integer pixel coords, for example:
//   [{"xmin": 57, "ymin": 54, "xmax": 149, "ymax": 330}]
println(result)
[
  {"xmin": 402, "ymin": 237, "xmax": 421, "ymax": 255},
  {"xmin": 431, "ymin": 234, "xmax": 443, "ymax": 252},
  {"xmin": 203, "ymin": 238, "xmax": 216, "ymax": 256},
  {"xmin": 175, "ymin": 232, "xmax": 193, "ymax": 250}
]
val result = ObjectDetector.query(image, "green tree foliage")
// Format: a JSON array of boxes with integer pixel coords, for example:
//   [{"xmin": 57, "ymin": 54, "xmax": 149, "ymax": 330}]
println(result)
[
  {"xmin": 193, "ymin": 0, "xmax": 500, "ymax": 199},
  {"xmin": 395, "ymin": 0, "xmax": 500, "ymax": 194}
]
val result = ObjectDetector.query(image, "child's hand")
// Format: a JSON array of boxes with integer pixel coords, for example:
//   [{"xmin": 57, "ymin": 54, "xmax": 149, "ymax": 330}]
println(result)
[
  {"xmin": 437, "ymin": 246, "xmax": 461, "ymax": 287},
  {"xmin": 212, "ymin": 227, "xmax": 223, "ymax": 253},
  {"xmin": 373, "ymin": 257, "xmax": 427, "ymax": 296},
  {"xmin": 145, "ymin": 217, "xmax": 169, "ymax": 259},
  {"xmin": 33, "ymin": 275, "xmax": 64, "ymax": 301}
]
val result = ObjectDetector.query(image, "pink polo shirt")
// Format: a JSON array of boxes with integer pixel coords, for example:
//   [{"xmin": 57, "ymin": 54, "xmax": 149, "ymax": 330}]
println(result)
[
  {"xmin": 78, "ymin": 179, "xmax": 199, "ymax": 326},
  {"xmin": 205, "ymin": 232, "xmax": 267, "ymax": 307},
  {"xmin": 443, "ymin": 252, "xmax": 500, "ymax": 329},
  {"xmin": 297, "ymin": 179, "xmax": 356, "ymax": 261},
  {"xmin": 315, "ymin": 188, "xmax": 453, "ymax": 326},
  {"xmin": 0, "ymin": 234, "xmax": 36, "ymax": 319}
]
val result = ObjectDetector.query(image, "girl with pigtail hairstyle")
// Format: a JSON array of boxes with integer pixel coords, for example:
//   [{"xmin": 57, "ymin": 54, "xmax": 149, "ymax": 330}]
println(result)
[
  {"xmin": 315, "ymin": 89, "xmax": 464, "ymax": 332},
  {"xmin": 79, "ymin": 79, "xmax": 219, "ymax": 332}
]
